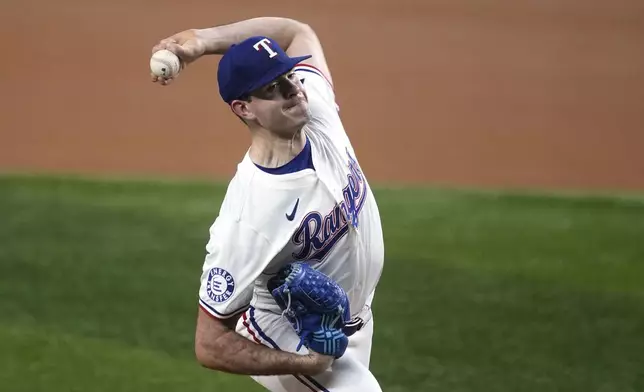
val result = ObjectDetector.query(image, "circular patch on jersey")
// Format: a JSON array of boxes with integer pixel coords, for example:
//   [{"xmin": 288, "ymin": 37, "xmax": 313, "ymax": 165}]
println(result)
[{"xmin": 206, "ymin": 267, "xmax": 235, "ymax": 303}]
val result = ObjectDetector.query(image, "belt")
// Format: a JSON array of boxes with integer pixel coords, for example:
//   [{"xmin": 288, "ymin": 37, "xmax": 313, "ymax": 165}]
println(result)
[{"xmin": 343, "ymin": 304, "xmax": 372, "ymax": 336}]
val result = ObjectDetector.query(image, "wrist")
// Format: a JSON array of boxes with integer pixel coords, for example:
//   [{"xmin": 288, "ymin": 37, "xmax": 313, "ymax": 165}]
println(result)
[
  {"xmin": 297, "ymin": 354, "xmax": 319, "ymax": 375},
  {"xmin": 194, "ymin": 28, "xmax": 226, "ymax": 55},
  {"xmin": 298, "ymin": 352, "xmax": 333, "ymax": 376}
]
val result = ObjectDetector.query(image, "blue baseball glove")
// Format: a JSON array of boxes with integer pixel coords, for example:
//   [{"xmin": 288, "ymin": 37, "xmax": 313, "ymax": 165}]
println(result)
[{"xmin": 267, "ymin": 262, "xmax": 352, "ymax": 359}]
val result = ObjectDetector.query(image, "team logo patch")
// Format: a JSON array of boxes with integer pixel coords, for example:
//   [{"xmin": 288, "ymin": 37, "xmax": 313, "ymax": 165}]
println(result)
[{"xmin": 206, "ymin": 267, "xmax": 235, "ymax": 303}]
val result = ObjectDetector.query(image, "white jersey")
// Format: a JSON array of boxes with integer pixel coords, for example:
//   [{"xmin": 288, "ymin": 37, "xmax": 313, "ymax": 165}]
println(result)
[{"xmin": 198, "ymin": 64, "xmax": 385, "ymax": 321}]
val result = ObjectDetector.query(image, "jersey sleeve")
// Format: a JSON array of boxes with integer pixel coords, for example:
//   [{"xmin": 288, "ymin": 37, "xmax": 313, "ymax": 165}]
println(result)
[
  {"xmin": 197, "ymin": 216, "xmax": 273, "ymax": 319},
  {"xmin": 294, "ymin": 64, "xmax": 341, "ymax": 119}
]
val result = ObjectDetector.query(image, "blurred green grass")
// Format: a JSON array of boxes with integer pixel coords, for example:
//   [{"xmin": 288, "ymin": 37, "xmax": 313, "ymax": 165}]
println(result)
[{"xmin": 0, "ymin": 174, "xmax": 643, "ymax": 391}]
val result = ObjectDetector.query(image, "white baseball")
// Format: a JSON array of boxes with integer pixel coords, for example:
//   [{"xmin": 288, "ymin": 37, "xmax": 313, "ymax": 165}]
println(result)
[{"xmin": 150, "ymin": 49, "xmax": 181, "ymax": 78}]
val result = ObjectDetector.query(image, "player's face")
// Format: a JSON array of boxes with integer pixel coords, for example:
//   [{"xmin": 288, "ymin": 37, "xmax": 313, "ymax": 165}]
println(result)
[{"xmin": 245, "ymin": 71, "xmax": 310, "ymax": 134}]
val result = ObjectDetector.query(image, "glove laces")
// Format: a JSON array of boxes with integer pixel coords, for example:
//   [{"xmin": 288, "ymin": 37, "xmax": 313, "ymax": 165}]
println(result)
[
  {"xmin": 330, "ymin": 304, "xmax": 344, "ymax": 328},
  {"xmin": 280, "ymin": 287, "xmax": 293, "ymax": 321}
]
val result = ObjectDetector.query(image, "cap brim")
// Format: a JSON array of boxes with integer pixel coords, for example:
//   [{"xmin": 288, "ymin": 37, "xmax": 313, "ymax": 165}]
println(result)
[{"xmin": 234, "ymin": 54, "xmax": 312, "ymax": 101}]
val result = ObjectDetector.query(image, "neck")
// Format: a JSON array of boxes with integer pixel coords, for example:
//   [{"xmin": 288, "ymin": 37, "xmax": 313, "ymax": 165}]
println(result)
[{"xmin": 249, "ymin": 126, "xmax": 306, "ymax": 168}]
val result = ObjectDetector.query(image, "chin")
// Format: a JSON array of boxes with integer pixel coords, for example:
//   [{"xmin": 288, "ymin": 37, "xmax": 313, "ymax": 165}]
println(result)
[
  {"xmin": 285, "ymin": 106, "xmax": 310, "ymax": 124},
  {"xmin": 295, "ymin": 111, "xmax": 311, "ymax": 128}
]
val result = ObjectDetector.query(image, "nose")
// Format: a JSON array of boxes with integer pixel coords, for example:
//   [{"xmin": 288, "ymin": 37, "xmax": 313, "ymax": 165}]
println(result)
[{"xmin": 280, "ymin": 77, "xmax": 302, "ymax": 98}]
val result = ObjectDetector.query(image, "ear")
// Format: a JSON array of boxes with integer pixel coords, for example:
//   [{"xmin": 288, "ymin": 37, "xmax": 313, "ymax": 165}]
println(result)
[{"xmin": 230, "ymin": 99, "xmax": 256, "ymax": 121}]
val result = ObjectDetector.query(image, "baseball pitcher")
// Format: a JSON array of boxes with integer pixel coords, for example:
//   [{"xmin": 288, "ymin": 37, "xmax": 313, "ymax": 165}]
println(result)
[{"xmin": 151, "ymin": 16, "xmax": 385, "ymax": 391}]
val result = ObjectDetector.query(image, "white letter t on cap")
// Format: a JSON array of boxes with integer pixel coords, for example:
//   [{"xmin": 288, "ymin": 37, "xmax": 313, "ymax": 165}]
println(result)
[{"xmin": 253, "ymin": 38, "xmax": 278, "ymax": 58}]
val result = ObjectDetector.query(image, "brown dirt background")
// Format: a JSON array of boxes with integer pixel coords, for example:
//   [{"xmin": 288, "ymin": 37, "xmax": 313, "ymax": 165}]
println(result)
[{"xmin": 1, "ymin": 0, "xmax": 643, "ymax": 191}]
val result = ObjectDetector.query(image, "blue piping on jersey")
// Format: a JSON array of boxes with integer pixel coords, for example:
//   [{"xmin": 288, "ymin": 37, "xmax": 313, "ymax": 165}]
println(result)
[{"xmin": 248, "ymin": 307, "xmax": 330, "ymax": 392}]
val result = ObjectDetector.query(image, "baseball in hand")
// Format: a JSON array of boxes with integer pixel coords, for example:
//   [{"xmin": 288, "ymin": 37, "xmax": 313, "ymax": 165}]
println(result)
[{"xmin": 150, "ymin": 49, "xmax": 181, "ymax": 78}]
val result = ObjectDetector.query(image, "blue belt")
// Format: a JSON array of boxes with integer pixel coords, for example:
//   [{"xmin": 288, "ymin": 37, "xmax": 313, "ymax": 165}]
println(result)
[{"xmin": 343, "ymin": 316, "xmax": 366, "ymax": 336}]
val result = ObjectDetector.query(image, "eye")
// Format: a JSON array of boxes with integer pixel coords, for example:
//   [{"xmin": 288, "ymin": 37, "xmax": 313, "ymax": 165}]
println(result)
[{"xmin": 287, "ymin": 72, "xmax": 297, "ymax": 79}]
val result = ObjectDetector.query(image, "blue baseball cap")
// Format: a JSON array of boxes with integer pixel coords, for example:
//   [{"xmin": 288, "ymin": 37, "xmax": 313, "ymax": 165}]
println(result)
[{"xmin": 217, "ymin": 36, "xmax": 312, "ymax": 103}]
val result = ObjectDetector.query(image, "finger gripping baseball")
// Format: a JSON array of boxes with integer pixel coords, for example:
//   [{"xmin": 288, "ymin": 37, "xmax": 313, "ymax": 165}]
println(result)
[{"xmin": 268, "ymin": 263, "xmax": 351, "ymax": 358}]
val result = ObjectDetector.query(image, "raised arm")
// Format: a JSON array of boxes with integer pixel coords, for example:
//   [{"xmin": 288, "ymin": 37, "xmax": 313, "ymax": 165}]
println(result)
[
  {"xmin": 194, "ymin": 308, "xmax": 332, "ymax": 376},
  {"xmin": 151, "ymin": 17, "xmax": 332, "ymax": 85}
]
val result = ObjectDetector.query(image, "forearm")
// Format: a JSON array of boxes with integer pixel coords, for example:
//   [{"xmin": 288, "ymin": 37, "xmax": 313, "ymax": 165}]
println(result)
[
  {"xmin": 194, "ymin": 17, "xmax": 305, "ymax": 56},
  {"xmin": 196, "ymin": 326, "xmax": 317, "ymax": 376}
]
